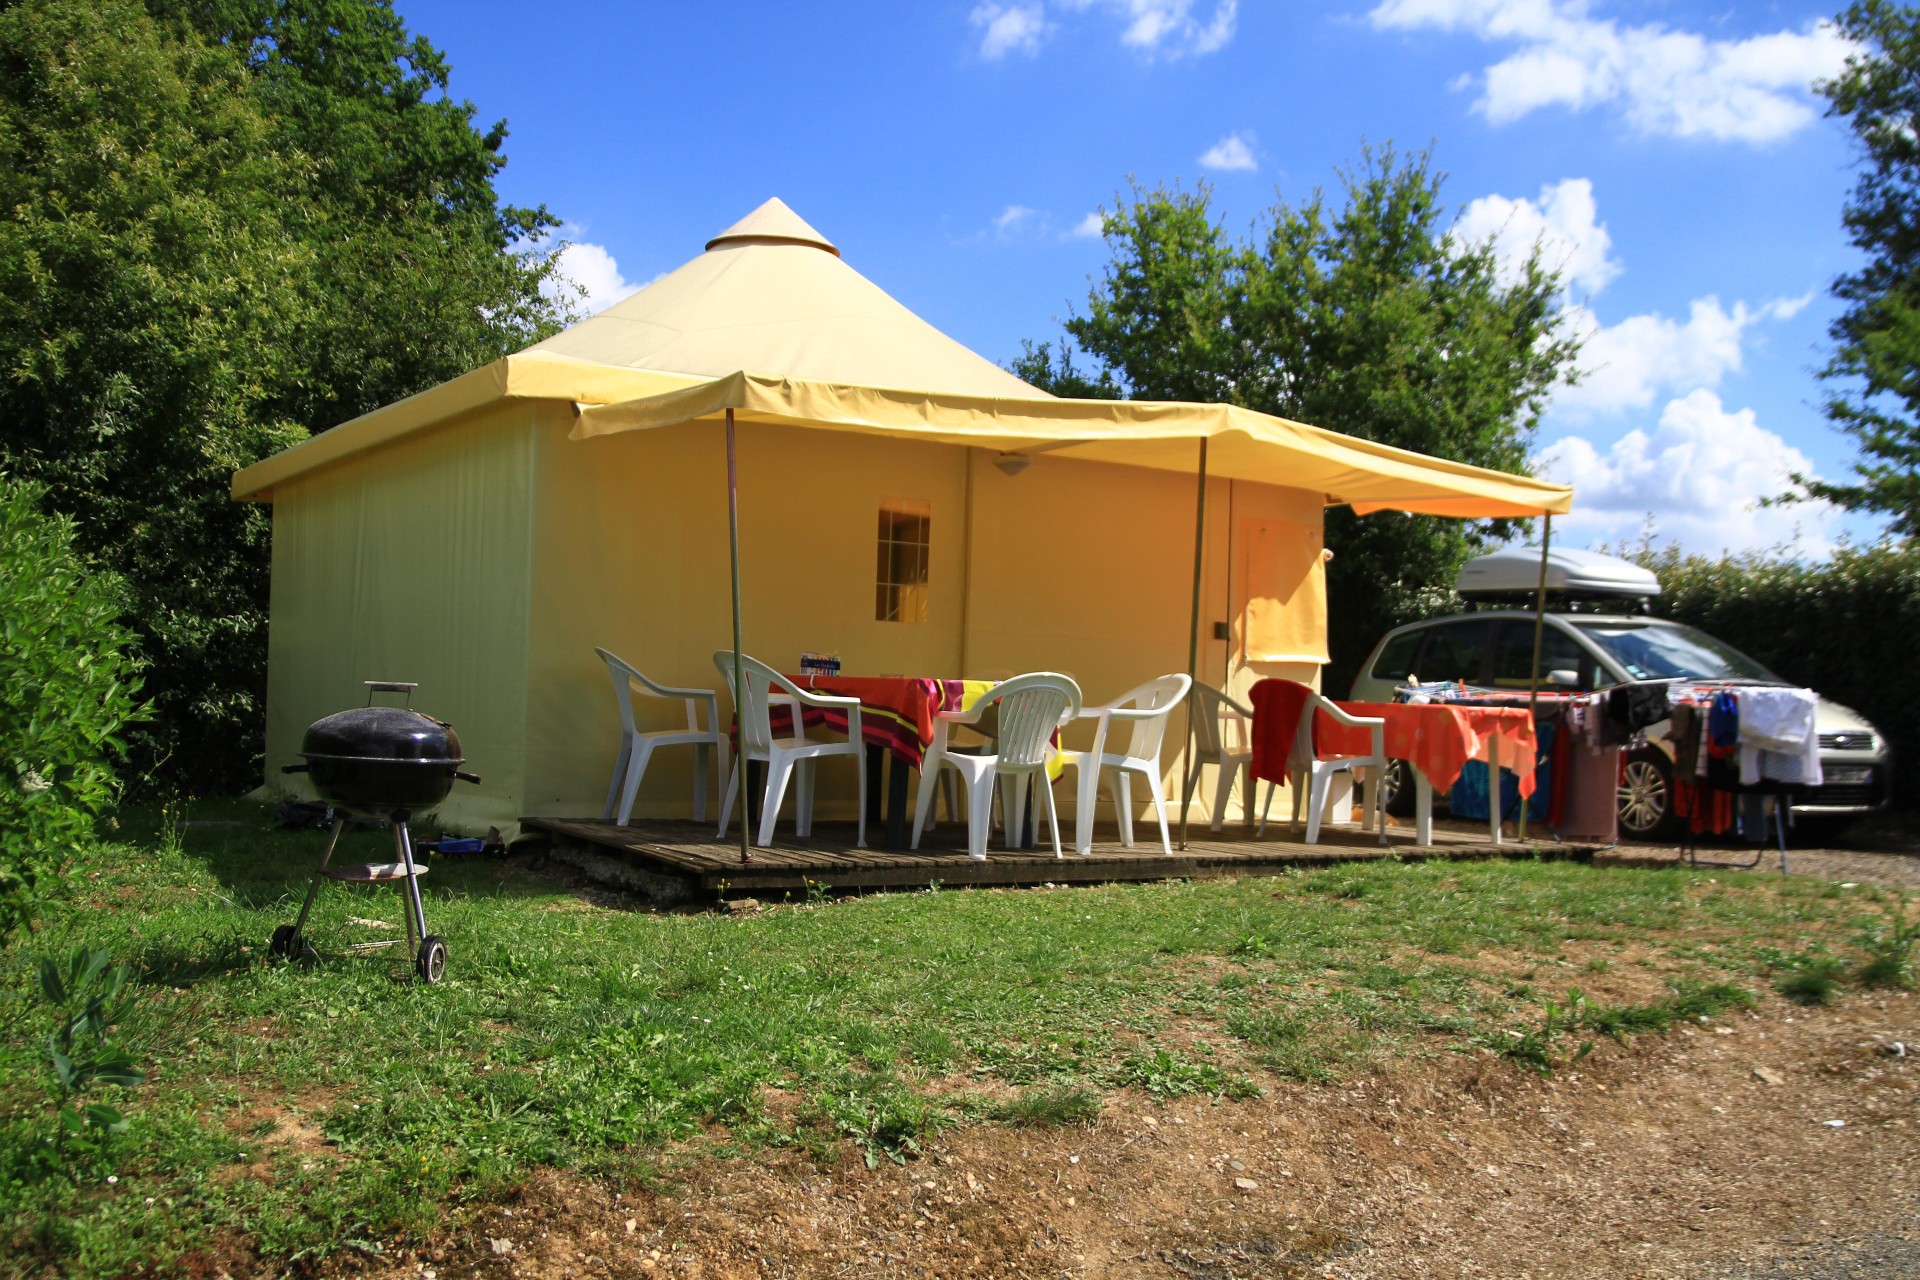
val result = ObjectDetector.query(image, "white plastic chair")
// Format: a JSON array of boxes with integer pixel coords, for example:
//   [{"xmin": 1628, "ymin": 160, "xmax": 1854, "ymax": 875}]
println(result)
[
  {"xmin": 1182, "ymin": 681, "xmax": 1267, "ymax": 832},
  {"xmin": 1255, "ymin": 679, "xmax": 1387, "ymax": 844},
  {"xmin": 713, "ymin": 651, "xmax": 867, "ymax": 849},
  {"xmin": 595, "ymin": 647, "xmax": 728, "ymax": 827},
  {"xmin": 1059, "ymin": 674, "xmax": 1192, "ymax": 855},
  {"xmin": 910, "ymin": 673, "xmax": 1080, "ymax": 860}
]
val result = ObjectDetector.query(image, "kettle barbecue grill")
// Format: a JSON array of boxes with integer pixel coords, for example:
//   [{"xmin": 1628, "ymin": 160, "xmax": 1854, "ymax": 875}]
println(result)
[{"xmin": 272, "ymin": 681, "xmax": 479, "ymax": 983}]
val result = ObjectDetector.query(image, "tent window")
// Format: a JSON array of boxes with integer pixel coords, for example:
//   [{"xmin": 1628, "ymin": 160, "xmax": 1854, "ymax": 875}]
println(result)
[{"xmin": 876, "ymin": 499, "xmax": 931, "ymax": 623}]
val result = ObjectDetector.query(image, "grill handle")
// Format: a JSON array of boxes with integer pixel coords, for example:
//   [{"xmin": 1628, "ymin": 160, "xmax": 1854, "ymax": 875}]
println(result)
[
  {"xmin": 364, "ymin": 680, "xmax": 418, "ymax": 707},
  {"xmin": 282, "ymin": 763, "xmax": 311, "ymax": 775},
  {"xmin": 453, "ymin": 771, "xmax": 482, "ymax": 785}
]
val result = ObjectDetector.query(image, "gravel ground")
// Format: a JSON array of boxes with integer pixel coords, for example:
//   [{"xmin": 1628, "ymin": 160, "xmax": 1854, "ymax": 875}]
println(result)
[
  {"xmin": 1594, "ymin": 809, "xmax": 1920, "ymax": 890},
  {"xmin": 1598, "ymin": 843, "xmax": 1920, "ymax": 890},
  {"xmin": 1720, "ymin": 1235, "xmax": 1920, "ymax": 1279}
]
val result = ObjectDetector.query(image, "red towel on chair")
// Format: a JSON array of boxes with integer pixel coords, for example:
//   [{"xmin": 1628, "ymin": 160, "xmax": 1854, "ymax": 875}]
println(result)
[{"xmin": 1249, "ymin": 679, "xmax": 1316, "ymax": 785}]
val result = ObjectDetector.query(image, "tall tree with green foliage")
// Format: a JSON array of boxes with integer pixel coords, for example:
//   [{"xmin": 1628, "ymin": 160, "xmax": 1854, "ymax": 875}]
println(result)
[
  {"xmin": 1799, "ymin": 1, "xmax": 1920, "ymax": 534},
  {"xmin": 1015, "ymin": 148, "xmax": 1577, "ymax": 688},
  {"xmin": 0, "ymin": 0, "xmax": 570, "ymax": 793}
]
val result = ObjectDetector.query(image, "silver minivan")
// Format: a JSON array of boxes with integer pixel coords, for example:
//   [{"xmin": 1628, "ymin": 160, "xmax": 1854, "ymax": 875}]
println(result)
[{"xmin": 1349, "ymin": 607, "xmax": 1891, "ymax": 838}]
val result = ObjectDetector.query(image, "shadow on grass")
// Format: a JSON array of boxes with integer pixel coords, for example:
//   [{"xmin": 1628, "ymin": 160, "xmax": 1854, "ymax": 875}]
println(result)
[
  {"xmin": 129, "ymin": 798, "xmax": 567, "ymax": 910},
  {"xmin": 131, "ymin": 925, "xmax": 259, "ymax": 987}
]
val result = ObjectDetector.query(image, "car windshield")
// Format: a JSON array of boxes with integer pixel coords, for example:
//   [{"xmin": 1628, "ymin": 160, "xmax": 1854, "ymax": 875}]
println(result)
[{"xmin": 1570, "ymin": 619, "xmax": 1781, "ymax": 683}]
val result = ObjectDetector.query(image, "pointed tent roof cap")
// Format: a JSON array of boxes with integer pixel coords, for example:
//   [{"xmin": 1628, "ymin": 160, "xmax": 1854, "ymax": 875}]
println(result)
[{"xmin": 704, "ymin": 197, "xmax": 839, "ymax": 256}]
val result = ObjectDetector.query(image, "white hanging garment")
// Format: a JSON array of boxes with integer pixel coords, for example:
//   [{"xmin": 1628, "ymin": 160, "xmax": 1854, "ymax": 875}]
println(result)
[{"xmin": 1735, "ymin": 688, "xmax": 1822, "ymax": 787}]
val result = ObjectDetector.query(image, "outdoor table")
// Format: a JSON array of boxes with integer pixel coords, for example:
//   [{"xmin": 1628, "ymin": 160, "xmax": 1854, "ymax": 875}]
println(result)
[
  {"xmin": 1314, "ymin": 701, "xmax": 1537, "ymax": 845},
  {"xmin": 770, "ymin": 675, "xmax": 993, "ymax": 849}
]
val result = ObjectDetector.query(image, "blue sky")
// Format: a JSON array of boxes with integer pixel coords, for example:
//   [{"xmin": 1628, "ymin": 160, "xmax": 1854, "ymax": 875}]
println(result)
[{"xmin": 402, "ymin": 0, "xmax": 1871, "ymax": 555}]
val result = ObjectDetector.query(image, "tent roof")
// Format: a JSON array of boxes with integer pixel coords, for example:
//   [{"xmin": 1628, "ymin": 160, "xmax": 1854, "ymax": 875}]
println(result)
[
  {"xmin": 232, "ymin": 199, "xmax": 1572, "ymax": 518},
  {"xmin": 703, "ymin": 197, "xmax": 840, "ymax": 254},
  {"xmin": 571, "ymin": 372, "xmax": 1574, "ymax": 519},
  {"xmin": 522, "ymin": 197, "xmax": 1045, "ymax": 401}
]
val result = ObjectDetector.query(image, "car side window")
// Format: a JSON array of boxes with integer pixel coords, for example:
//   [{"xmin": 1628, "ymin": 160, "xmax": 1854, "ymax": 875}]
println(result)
[
  {"xmin": 1370, "ymin": 630, "xmax": 1423, "ymax": 682},
  {"xmin": 1489, "ymin": 622, "xmax": 1592, "ymax": 690},
  {"xmin": 1413, "ymin": 620, "xmax": 1493, "ymax": 685}
]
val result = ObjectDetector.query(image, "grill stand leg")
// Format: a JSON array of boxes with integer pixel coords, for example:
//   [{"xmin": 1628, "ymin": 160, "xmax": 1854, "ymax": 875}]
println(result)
[
  {"xmin": 289, "ymin": 817, "xmax": 347, "ymax": 950},
  {"xmin": 394, "ymin": 815, "xmax": 428, "ymax": 950}
]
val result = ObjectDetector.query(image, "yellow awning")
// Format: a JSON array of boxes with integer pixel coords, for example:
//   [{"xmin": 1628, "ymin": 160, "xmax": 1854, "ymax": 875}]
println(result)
[
  {"xmin": 230, "ymin": 354, "xmax": 706, "ymax": 501},
  {"xmin": 571, "ymin": 371, "xmax": 1574, "ymax": 519}
]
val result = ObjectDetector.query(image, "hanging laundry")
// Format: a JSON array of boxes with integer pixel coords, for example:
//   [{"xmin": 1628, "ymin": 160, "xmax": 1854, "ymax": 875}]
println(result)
[
  {"xmin": 1735, "ymin": 687, "xmax": 1822, "ymax": 787},
  {"xmin": 1601, "ymin": 682, "xmax": 1671, "ymax": 746}
]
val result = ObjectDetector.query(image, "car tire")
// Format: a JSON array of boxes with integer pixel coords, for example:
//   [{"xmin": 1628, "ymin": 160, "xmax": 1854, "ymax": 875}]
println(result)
[
  {"xmin": 1617, "ymin": 748, "xmax": 1680, "ymax": 841},
  {"xmin": 1373, "ymin": 759, "xmax": 1419, "ymax": 818}
]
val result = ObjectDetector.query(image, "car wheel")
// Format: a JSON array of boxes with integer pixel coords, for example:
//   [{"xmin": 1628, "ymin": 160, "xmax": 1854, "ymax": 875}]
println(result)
[
  {"xmin": 1617, "ymin": 749, "xmax": 1679, "ymax": 840},
  {"xmin": 1373, "ymin": 759, "xmax": 1419, "ymax": 818}
]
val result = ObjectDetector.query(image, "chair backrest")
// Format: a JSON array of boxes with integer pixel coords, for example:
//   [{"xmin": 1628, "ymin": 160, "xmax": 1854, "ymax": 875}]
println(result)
[
  {"xmin": 1109, "ymin": 674, "xmax": 1192, "ymax": 762},
  {"xmin": 1263, "ymin": 677, "xmax": 1330, "ymax": 773},
  {"xmin": 712, "ymin": 650, "xmax": 782, "ymax": 755},
  {"xmin": 596, "ymin": 647, "xmax": 642, "ymax": 734},
  {"xmin": 971, "ymin": 672, "xmax": 1081, "ymax": 769},
  {"xmin": 1190, "ymin": 681, "xmax": 1251, "ymax": 758}
]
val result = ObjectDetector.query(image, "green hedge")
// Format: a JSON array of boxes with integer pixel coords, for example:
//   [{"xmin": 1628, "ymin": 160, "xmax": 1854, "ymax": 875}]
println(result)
[
  {"xmin": 1632, "ymin": 541, "xmax": 1920, "ymax": 806},
  {"xmin": 0, "ymin": 478, "xmax": 142, "ymax": 937}
]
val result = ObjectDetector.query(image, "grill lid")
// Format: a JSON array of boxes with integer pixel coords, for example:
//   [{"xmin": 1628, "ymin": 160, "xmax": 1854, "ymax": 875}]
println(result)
[{"xmin": 299, "ymin": 705, "xmax": 464, "ymax": 765}]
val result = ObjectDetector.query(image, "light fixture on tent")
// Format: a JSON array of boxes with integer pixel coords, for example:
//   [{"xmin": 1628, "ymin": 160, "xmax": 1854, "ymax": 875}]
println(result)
[{"xmin": 992, "ymin": 452, "xmax": 1031, "ymax": 477}]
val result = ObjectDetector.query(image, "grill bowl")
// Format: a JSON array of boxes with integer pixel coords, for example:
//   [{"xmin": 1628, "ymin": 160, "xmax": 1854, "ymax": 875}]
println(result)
[{"xmin": 294, "ymin": 705, "xmax": 471, "ymax": 815}]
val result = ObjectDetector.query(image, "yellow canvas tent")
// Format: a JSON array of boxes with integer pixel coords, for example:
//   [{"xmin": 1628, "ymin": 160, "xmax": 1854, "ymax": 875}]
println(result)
[{"xmin": 234, "ymin": 199, "xmax": 1570, "ymax": 839}]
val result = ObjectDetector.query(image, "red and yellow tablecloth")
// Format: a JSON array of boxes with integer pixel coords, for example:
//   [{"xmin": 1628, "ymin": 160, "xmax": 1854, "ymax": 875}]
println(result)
[{"xmin": 770, "ymin": 676, "xmax": 995, "ymax": 768}]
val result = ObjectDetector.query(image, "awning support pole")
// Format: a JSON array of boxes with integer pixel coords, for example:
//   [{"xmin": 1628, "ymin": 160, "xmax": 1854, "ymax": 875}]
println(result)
[
  {"xmin": 1518, "ymin": 513, "xmax": 1551, "ymax": 843},
  {"xmin": 1179, "ymin": 439, "xmax": 1209, "ymax": 852},
  {"xmin": 727, "ymin": 407, "xmax": 750, "ymax": 865}
]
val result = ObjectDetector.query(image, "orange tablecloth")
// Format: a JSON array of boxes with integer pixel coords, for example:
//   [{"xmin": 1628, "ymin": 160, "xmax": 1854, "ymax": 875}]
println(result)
[{"xmin": 1317, "ymin": 701, "xmax": 1538, "ymax": 797}]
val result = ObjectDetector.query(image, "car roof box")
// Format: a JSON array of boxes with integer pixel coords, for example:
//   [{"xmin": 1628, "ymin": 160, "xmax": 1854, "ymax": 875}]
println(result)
[{"xmin": 1456, "ymin": 546, "xmax": 1661, "ymax": 602}]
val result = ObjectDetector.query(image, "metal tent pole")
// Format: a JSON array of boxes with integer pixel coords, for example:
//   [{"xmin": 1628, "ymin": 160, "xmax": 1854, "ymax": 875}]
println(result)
[
  {"xmin": 1179, "ymin": 439, "xmax": 1209, "ymax": 852},
  {"xmin": 1518, "ymin": 513, "xmax": 1552, "ymax": 842},
  {"xmin": 727, "ymin": 407, "xmax": 751, "ymax": 864}
]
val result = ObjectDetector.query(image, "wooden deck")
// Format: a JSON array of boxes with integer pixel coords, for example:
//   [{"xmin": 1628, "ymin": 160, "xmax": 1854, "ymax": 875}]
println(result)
[{"xmin": 522, "ymin": 815, "xmax": 1607, "ymax": 896}]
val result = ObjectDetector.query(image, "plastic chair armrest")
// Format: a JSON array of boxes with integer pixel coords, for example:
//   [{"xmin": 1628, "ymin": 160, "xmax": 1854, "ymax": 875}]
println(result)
[
  {"xmin": 1317, "ymin": 700, "xmax": 1385, "ymax": 730},
  {"xmin": 792, "ymin": 689, "xmax": 860, "ymax": 712},
  {"xmin": 636, "ymin": 677, "xmax": 715, "ymax": 701}
]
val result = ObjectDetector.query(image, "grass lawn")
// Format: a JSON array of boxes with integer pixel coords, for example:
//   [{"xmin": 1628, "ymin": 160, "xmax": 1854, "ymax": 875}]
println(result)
[{"xmin": 0, "ymin": 799, "xmax": 1908, "ymax": 1277}]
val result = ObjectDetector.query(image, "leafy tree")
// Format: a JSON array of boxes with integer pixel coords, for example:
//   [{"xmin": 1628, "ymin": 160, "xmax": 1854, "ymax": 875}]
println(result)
[
  {"xmin": 0, "ymin": 0, "xmax": 569, "ymax": 792},
  {"xmin": 0, "ymin": 478, "xmax": 143, "ymax": 939},
  {"xmin": 160, "ymin": 0, "xmax": 568, "ymax": 430},
  {"xmin": 1799, "ymin": 1, "xmax": 1920, "ymax": 534},
  {"xmin": 1020, "ymin": 148, "xmax": 1577, "ymax": 689}
]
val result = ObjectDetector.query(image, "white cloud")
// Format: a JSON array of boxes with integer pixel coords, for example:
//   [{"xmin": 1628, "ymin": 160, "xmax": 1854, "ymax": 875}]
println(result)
[
  {"xmin": 1066, "ymin": 211, "xmax": 1106, "ymax": 239},
  {"xmin": 1369, "ymin": 0, "xmax": 1855, "ymax": 143},
  {"xmin": 993, "ymin": 204, "xmax": 1040, "ymax": 234},
  {"xmin": 976, "ymin": 0, "xmax": 1236, "ymax": 59},
  {"xmin": 973, "ymin": 2, "xmax": 1048, "ymax": 58},
  {"xmin": 1104, "ymin": 0, "xmax": 1239, "ymax": 55},
  {"xmin": 1555, "ymin": 295, "xmax": 1780, "ymax": 415},
  {"xmin": 1198, "ymin": 131, "xmax": 1257, "ymax": 172},
  {"xmin": 1455, "ymin": 177, "xmax": 1620, "ymax": 295},
  {"xmin": 535, "ymin": 228, "xmax": 642, "ymax": 317},
  {"xmin": 1537, "ymin": 390, "xmax": 1837, "ymax": 553}
]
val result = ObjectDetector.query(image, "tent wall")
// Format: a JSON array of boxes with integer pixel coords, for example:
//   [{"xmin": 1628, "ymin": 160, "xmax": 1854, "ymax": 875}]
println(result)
[
  {"xmin": 966, "ymin": 452, "xmax": 1324, "ymax": 825},
  {"xmin": 522, "ymin": 416, "xmax": 971, "ymax": 819},
  {"xmin": 522, "ymin": 419, "xmax": 1327, "ymax": 826},
  {"xmin": 262, "ymin": 403, "xmax": 539, "ymax": 835}
]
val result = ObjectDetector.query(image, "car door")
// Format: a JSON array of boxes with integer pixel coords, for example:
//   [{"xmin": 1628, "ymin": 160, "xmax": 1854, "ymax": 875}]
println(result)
[{"xmin": 1487, "ymin": 620, "xmax": 1597, "ymax": 691}]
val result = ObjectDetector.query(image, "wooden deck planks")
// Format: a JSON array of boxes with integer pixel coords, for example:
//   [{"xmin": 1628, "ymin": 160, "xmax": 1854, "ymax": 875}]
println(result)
[{"xmin": 522, "ymin": 816, "xmax": 1604, "ymax": 895}]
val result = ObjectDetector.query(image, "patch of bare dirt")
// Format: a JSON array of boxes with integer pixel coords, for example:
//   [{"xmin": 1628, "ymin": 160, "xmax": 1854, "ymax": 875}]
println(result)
[{"xmin": 341, "ymin": 992, "xmax": 1916, "ymax": 1280}]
